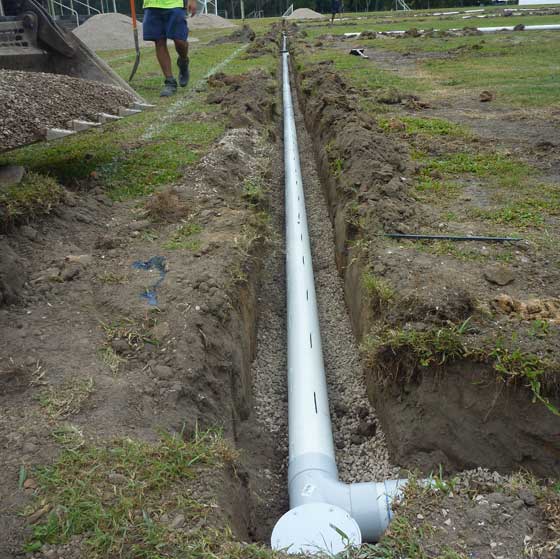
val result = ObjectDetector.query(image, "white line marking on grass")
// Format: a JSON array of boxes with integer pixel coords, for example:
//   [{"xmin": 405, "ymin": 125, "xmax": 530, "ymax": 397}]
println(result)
[{"xmin": 141, "ymin": 44, "xmax": 248, "ymax": 140}]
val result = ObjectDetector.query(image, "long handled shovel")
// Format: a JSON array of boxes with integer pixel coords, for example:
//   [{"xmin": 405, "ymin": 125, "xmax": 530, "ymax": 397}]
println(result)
[{"xmin": 128, "ymin": 0, "xmax": 141, "ymax": 81}]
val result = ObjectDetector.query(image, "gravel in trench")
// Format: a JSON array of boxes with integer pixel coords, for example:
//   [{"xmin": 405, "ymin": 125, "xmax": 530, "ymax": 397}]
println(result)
[{"xmin": 252, "ymin": 57, "xmax": 399, "ymax": 510}]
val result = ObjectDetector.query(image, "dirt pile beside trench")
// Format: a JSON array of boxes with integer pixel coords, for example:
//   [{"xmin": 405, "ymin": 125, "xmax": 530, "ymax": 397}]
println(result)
[
  {"xmin": 0, "ymin": 70, "xmax": 134, "ymax": 152},
  {"xmin": 209, "ymin": 24, "xmax": 255, "ymax": 44},
  {"xmin": 207, "ymin": 69, "xmax": 277, "ymax": 128},
  {"xmin": 296, "ymin": 61, "xmax": 418, "ymax": 255}
]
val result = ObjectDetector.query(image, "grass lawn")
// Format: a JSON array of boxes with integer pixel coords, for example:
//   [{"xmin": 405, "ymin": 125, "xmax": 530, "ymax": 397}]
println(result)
[
  {"xmin": 0, "ymin": 36, "xmax": 276, "ymax": 208},
  {"xmin": 305, "ymin": 28, "xmax": 560, "ymax": 107}
]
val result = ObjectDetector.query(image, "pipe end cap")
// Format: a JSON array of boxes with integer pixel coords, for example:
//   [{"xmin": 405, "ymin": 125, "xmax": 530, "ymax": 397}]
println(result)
[{"xmin": 271, "ymin": 503, "xmax": 361, "ymax": 555}]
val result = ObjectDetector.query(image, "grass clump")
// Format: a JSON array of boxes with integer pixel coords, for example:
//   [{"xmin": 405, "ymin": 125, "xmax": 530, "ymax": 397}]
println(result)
[
  {"xmin": 38, "ymin": 377, "xmax": 94, "ymax": 419},
  {"xmin": 0, "ymin": 172, "xmax": 64, "ymax": 228},
  {"xmin": 242, "ymin": 176, "xmax": 266, "ymax": 207},
  {"xmin": 401, "ymin": 116, "xmax": 468, "ymax": 137},
  {"xmin": 421, "ymin": 152, "xmax": 530, "ymax": 186},
  {"xmin": 163, "ymin": 221, "xmax": 202, "ymax": 250},
  {"xmin": 362, "ymin": 270, "xmax": 395, "ymax": 306},
  {"xmin": 414, "ymin": 151, "xmax": 532, "ymax": 200},
  {"xmin": 380, "ymin": 116, "xmax": 468, "ymax": 138},
  {"xmin": 415, "ymin": 176, "xmax": 459, "ymax": 196},
  {"xmin": 469, "ymin": 204, "xmax": 545, "ymax": 229},
  {"xmin": 488, "ymin": 344, "xmax": 559, "ymax": 417},
  {"xmin": 98, "ymin": 346, "xmax": 126, "ymax": 375},
  {"xmin": 23, "ymin": 432, "xmax": 243, "ymax": 557},
  {"xmin": 101, "ymin": 317, "xmax": 158, "ymax": 350},
  {"xmin": 364, "ymin": 321, "xmax": 468, "ymax": 370},
  {"xmin": 144, "ymin": 188, "xmax": 189, "ymax": 222},
  {"xmin": 470, "ymin": 189, "xmax": 560, "ymax": 229}
]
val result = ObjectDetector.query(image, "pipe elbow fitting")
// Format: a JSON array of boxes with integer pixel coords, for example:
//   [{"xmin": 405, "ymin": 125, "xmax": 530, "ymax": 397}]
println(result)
[{"xmin": 288, "ymin": 464, "xmax": 406, "ymax": 542}]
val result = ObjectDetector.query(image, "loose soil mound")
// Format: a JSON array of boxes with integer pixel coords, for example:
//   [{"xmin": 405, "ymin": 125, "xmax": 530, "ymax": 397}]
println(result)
[
  {"xmin": 209, "ymin": 24, "xmax": 255, "ymax": 44},
  {"xmin": 0, "ymin": 70, "xmax": 134, "ymax": 152},
  {"xmin": 188, "ymin": 13, "xmax": 237, "ymax": 29},
  {"xmin": 286, "ymin": 7, "xmax": 325, "ymax": 19}
]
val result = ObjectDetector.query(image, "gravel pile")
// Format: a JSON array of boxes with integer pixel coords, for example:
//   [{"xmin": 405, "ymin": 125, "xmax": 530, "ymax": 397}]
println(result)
[
  {"xmin": 73, "ymin": 13, "xmax": 200, "ymax": 50},
  {"xmin": 188, "ymin": 13, "xmax": 237, "ymax": 29},
  {"xmin": 0, "ymin": 70, "xmax": 134, "ymax": 152},
  {"xmin": 73, "ymin": 13, "xmax": 147, "ymax": 51},
  {"xmin": 252, "ymin": 66, "xmax": 397, "ymax": 487},
  {"xmin": 286, "ymin": 8, "xmax": 325, "ymax": 19}
]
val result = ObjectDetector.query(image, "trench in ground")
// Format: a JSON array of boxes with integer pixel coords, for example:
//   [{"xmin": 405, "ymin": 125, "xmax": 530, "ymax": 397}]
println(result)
[
  {"xmin": 234, "ymin": 26, "xmax": 560, "ymax": 556},
  {"xmin": 236, "ymin": 49, "xmax": 398, "ymax": 544}
]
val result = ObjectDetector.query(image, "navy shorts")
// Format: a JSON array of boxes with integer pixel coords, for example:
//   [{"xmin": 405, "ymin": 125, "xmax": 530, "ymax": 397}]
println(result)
[{"xmin": 142, "ymin": 7, "xmax": 188, "ymax": 41}]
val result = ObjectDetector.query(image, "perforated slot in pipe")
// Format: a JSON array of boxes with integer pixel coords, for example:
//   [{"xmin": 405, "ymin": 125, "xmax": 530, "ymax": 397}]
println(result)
[{"xmin": 271, "ymin": 33, "xmax": 406, "ymax": 555}]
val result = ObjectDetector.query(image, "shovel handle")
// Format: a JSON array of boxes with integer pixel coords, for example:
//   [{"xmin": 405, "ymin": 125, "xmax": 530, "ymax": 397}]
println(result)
[{"xmin": 130, "ymin": 0, "xmax": 138, "ymax": 30}]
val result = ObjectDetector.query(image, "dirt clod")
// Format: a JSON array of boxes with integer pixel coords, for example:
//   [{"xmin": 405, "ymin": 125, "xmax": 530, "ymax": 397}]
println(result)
[{"xmin": 483, "ymin": 264, "xmax": 515, "ymax": 286}]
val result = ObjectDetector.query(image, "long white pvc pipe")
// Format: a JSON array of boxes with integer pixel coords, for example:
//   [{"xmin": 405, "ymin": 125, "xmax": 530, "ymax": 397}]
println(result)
[
  {"xmin": 344, "ymin": 23, "xmax": 560, "ymax": 37},
  {"xmin": 271, "ymin": 33, "xmax": 405, "ymax": 556}
]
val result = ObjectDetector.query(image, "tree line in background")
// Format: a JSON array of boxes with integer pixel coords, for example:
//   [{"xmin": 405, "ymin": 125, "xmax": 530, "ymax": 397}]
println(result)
[{"xmin": 121, "ymin": 0, "xmax": 504, "ymax": 21}]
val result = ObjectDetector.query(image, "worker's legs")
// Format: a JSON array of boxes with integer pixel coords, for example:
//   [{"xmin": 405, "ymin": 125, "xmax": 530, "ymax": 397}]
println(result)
[
  {"xmin": 174, "ymin": 39, "xmax": 188, "ymax": 60},
  {"xmin": 155, "ymin": 39, "xmax": 173, "ymax": 78},
  {"xmin": 143, "ymin": 7, "xmax": 187, "ymax": 95},
  {"xmin": 174, "ymin": 38, "xmax": 190, "ymax": 87}
]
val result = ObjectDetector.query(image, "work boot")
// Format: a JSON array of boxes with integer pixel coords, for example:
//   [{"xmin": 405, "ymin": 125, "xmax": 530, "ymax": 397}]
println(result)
[
  {"xmin": 160, "ymin": 77, "xmax": 177, "ymax": 97},
  {"xmin": 177, "ymin": 56, "xmax": 190, "ymax": 88}
]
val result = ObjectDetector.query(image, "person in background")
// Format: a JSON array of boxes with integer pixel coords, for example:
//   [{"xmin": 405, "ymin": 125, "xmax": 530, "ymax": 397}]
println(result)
[
  {"xmin": 330, "ymin": 0, "xmax": 341, "ymax": 24},
  {"xmin": 142, "ymin": 0, "xmax": 197, "ymax": 97}
]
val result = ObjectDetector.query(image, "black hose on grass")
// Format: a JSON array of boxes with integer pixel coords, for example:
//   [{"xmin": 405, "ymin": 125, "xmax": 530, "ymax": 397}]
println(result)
[{"xmin": 384, "ymin": 234, "xmax": 522, "ymax": 242}]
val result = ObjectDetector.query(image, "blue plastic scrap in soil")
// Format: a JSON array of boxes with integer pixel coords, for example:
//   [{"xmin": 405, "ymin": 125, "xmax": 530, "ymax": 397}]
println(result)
[{"xmin": 132, "ymin": 256, "xmax": 167, "ymax": 306}]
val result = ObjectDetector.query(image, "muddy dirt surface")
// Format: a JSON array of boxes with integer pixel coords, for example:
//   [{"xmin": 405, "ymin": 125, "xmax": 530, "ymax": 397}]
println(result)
[
  {"xmin": 0, "ymin": 68, "xmax": 282, "ymax": 557},
  {"xmin": 385, "ymin": 470, "xmax": 559, "ymax": 559},
  {"xmin": 0, "ymin": 71, "xmax": 135, "ymax": 153},
  {"xmin": 290, "ymin": 30, "xmax": 560, "ymax": 554}
]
